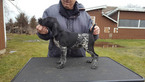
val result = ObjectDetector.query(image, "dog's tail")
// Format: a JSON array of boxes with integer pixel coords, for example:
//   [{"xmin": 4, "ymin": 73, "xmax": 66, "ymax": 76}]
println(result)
[{"xmin": 90, "ymin": 24, "xmax": 96, "ymax": 34}]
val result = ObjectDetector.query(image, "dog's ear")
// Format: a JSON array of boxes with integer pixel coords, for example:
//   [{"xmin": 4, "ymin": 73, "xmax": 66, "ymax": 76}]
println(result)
[{"xmin": 38, "ymin": 18, "xmax": 43, "ymax": 25}]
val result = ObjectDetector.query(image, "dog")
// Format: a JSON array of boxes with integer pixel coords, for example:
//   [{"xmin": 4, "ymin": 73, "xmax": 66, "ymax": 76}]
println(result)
[{"xmin": 38, "ymin": 17, "xmax": 99, "ymax": 69}]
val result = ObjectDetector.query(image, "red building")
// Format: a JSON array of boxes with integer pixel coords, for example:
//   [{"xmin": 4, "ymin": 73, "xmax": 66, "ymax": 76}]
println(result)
[
  {"xmin": 0, "ymin": 0, "xmax": 6, "ymax": 54},
  {"xmin": 87, "ymin": 6, "xmax": 145, "ymax": 39}
]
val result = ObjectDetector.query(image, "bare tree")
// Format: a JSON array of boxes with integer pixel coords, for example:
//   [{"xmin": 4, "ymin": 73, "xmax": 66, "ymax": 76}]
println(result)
[
  {"xmin": 15, "ymin": 13, "xmax": 29, "ymax": 34},
  {"xmin": 3, "ymin": 0, "xmax": 22, "ymax": 22},
  {"xmin": 30, "ymin": 16, "xmax": 37, "ymax": 29},
  {"xmin": 3, "ymin": 0, "xmax": 11, "ymax": 22},
  {"xmin": 6, "ymin": 19, "xmax": 14, "ymax": 33}
]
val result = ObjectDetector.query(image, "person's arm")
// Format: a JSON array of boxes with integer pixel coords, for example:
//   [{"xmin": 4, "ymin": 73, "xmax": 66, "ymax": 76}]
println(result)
[
  {"xmin": 90, "ymin": 24, "xmax": 100, "ymax": 40},
  {"xmin": 87, "ymin": 14, "xmax": 100, "ymax": 40},
  {"xmin": 36, "ymin": 25, "xmax": 53, "ymax": 40},
  {"xmin": 36, "ymin": 10, "xmax": 53, "ymax": 40}
]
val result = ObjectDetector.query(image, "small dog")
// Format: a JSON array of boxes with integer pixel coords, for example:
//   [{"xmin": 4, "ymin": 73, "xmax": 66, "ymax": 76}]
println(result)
[{"xmin": 38, "ymin": 17, "xmax": 99, "ymax": 69}]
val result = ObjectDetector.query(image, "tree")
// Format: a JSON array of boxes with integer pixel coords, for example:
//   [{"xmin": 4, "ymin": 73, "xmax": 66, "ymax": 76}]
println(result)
[
  {"xmin": 3, "ymin": 0, "xmax": 12, "ymax": 21},
  {"xmin": 6, "ymin": 19, "xmax": 14, "ymax": 33},
  {"xmin": 15, "ymin": 13, "xmax": 28, "ymax": 27},
  {"xmin": 29, "ymin": 16, "xmax": 37, "ymax": 29},
  {"xmin": 3, "ymin": 0, "xmax": 20, "ymax": 22},
  {"xmin": 15, "ymin": 13, "xmax": 29, "ymax": 34}
]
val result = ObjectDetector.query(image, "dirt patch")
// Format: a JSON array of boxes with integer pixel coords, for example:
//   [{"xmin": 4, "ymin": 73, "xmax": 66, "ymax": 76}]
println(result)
[
  {"xmin": 24, "ymin": 39, "xmax": 40, "ymax": 42},
  {"xmin": 95, "ymin": 42, "xmax": 124, "ymax": 48}
]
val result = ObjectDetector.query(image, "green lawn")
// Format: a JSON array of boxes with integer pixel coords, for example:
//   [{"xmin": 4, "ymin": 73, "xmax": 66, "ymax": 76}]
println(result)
[{"xmin": 0, "ymin": 34, "xmax": 145, "ymax": 82}]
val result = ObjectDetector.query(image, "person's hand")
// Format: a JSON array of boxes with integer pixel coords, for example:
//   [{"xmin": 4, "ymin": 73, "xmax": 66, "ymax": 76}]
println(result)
[
  {"xmin": 36, "ymin": 24, "xmax": 49, "ymax": 34},
  {"xmin": 90, "ymin": 24, "xmax": 100, "ymax": 35}
]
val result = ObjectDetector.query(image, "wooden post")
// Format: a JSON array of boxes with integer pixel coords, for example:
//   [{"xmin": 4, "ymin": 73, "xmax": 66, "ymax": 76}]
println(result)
[{"xmin": 0, "ymin": 0, "xmax": 6, "ymax": 54}]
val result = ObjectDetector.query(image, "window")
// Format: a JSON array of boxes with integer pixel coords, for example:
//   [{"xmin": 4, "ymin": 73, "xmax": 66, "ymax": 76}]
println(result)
[
  {"xmin": 119, "ymin": 19, "xmax": 145, "ymax": 28},
  {"xmin": 119, "ymin": 19, "xmax": 138, "ymax": 27},
  {"xmin": 140, "ymin": 20, "xmax": 145, "ymax": 27}
]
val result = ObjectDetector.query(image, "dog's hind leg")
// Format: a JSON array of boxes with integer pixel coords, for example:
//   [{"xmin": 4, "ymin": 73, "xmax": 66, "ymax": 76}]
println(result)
[
  {"xmin": 87, "ymin": 50, "xmax": 99, "ymax": 69},
  {"xmin": 57, "ymin": 47, "xmax": 67, "ymax": 69},
  {"xmin": 86, "ymin": 50, "xmax": 99, "ymax": 63},
  {"xmin": 86, "ymin": 45, "xmax": 99, "ymax": 69}
]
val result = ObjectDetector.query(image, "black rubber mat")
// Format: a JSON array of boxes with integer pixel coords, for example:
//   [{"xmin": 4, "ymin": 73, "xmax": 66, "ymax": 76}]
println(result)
[{"xmin": 12, "ymin": 57, "xmax": 144, "ymax": 82}]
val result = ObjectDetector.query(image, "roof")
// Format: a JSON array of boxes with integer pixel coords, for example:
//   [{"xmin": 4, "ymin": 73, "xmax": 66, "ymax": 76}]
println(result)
[
  {"xmin": 102, "ymin": 6, "xmax": 117, "ymax": 14},
  {"xmin": 86, "ymin": 6, "xmax": 145, "ymax": 23},
  {"xmin": 86, "ymin": 5, "xmax": 107, "ymax": 11},
  {"xmin": 107, "ymin": 7, "xmax": 145, "ymax": 16},
  {"xmin": 102, "ymin": 12, "xmax": 118, "ymax": 23}
]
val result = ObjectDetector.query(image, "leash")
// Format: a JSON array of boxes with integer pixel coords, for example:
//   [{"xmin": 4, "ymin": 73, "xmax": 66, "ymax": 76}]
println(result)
[{"xmin": 91, "ymin": 24, "xmax": 96, "ymax": 34}]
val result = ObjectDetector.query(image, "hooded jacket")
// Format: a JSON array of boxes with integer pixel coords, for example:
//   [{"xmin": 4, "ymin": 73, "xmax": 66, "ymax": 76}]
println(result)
[{"xmin": 37, "ymin": 1, "xmax": 98, "ymax": 57}]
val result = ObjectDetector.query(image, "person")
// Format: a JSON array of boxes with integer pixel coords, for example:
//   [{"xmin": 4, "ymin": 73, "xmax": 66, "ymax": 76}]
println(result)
[{"xmin": 36, "ymin": 0, "xmax": 100, "ymax": 57}]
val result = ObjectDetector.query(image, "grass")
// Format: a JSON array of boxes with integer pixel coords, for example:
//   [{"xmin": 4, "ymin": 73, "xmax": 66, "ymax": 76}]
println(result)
[
  {"xmin": 0, "ymin": 33, "xmax": 145, "ymax": 82},
  {"xmin": 0, "ymin": 34, "xmax": 48, "ymax": 82}
]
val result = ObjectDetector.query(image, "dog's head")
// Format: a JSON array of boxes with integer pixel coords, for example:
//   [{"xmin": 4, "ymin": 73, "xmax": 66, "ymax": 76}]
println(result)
[
  {"xmin": 38, "ymin": 17, "xmax": 60, "ymax": 37},
  {"xmin": 38, "ymin": 17, "xmax": 56, "ymax": 28}
]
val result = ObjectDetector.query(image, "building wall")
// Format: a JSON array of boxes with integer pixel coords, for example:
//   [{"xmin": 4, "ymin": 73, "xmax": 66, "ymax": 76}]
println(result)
[
  {"xmin": 114, "ymin": 11, "xmax": 145, "ymax": 39},
  {"xmin": 87, "ymin": 9, "xmax": 117, "ymax": 39},
  {"xmin": 113, "ymin": 28, "xmax": 145, "ymax": 39},
  {"xmin": 120, "ymin": 11, "xmax": 145, "ymax": 20},
  {"xmin": 0, "ymin": 0, "xmax": 6, "ymax": 54},
  {"xmin": 87, "ymin": 10, "xmax": 145, "ymax": 39}
]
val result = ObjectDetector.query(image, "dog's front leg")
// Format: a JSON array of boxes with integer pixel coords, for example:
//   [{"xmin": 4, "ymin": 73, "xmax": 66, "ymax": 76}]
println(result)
[{"xmin": 57, "ymin": 47, "xmax": 67, "ymax": 69}]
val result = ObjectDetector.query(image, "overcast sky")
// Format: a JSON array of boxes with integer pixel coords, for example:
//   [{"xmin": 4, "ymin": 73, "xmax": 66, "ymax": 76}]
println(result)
[{"xmin": 4, "ymin": 0, "xmax": 145, "ymax": 22}]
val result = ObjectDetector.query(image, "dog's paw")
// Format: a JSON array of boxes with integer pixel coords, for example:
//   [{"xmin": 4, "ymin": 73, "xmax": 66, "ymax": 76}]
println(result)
[
  {"xmin": 86, "ymin": 60, "xmax": 92, "ymax": 63},
  {"xmin": 91, "ymin": 64, "xmax": 97, "ymax": 69},
  {"xmin": 56, "ymin": 64, "xmax": 64, "ymax": 69},
  {"xmin": 56, "ymin": 61, "xmax": 61, "ymax": 64},
  {"xmin": 90, "ymin": 60, "xmax": 98, "ymax": 69}
]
